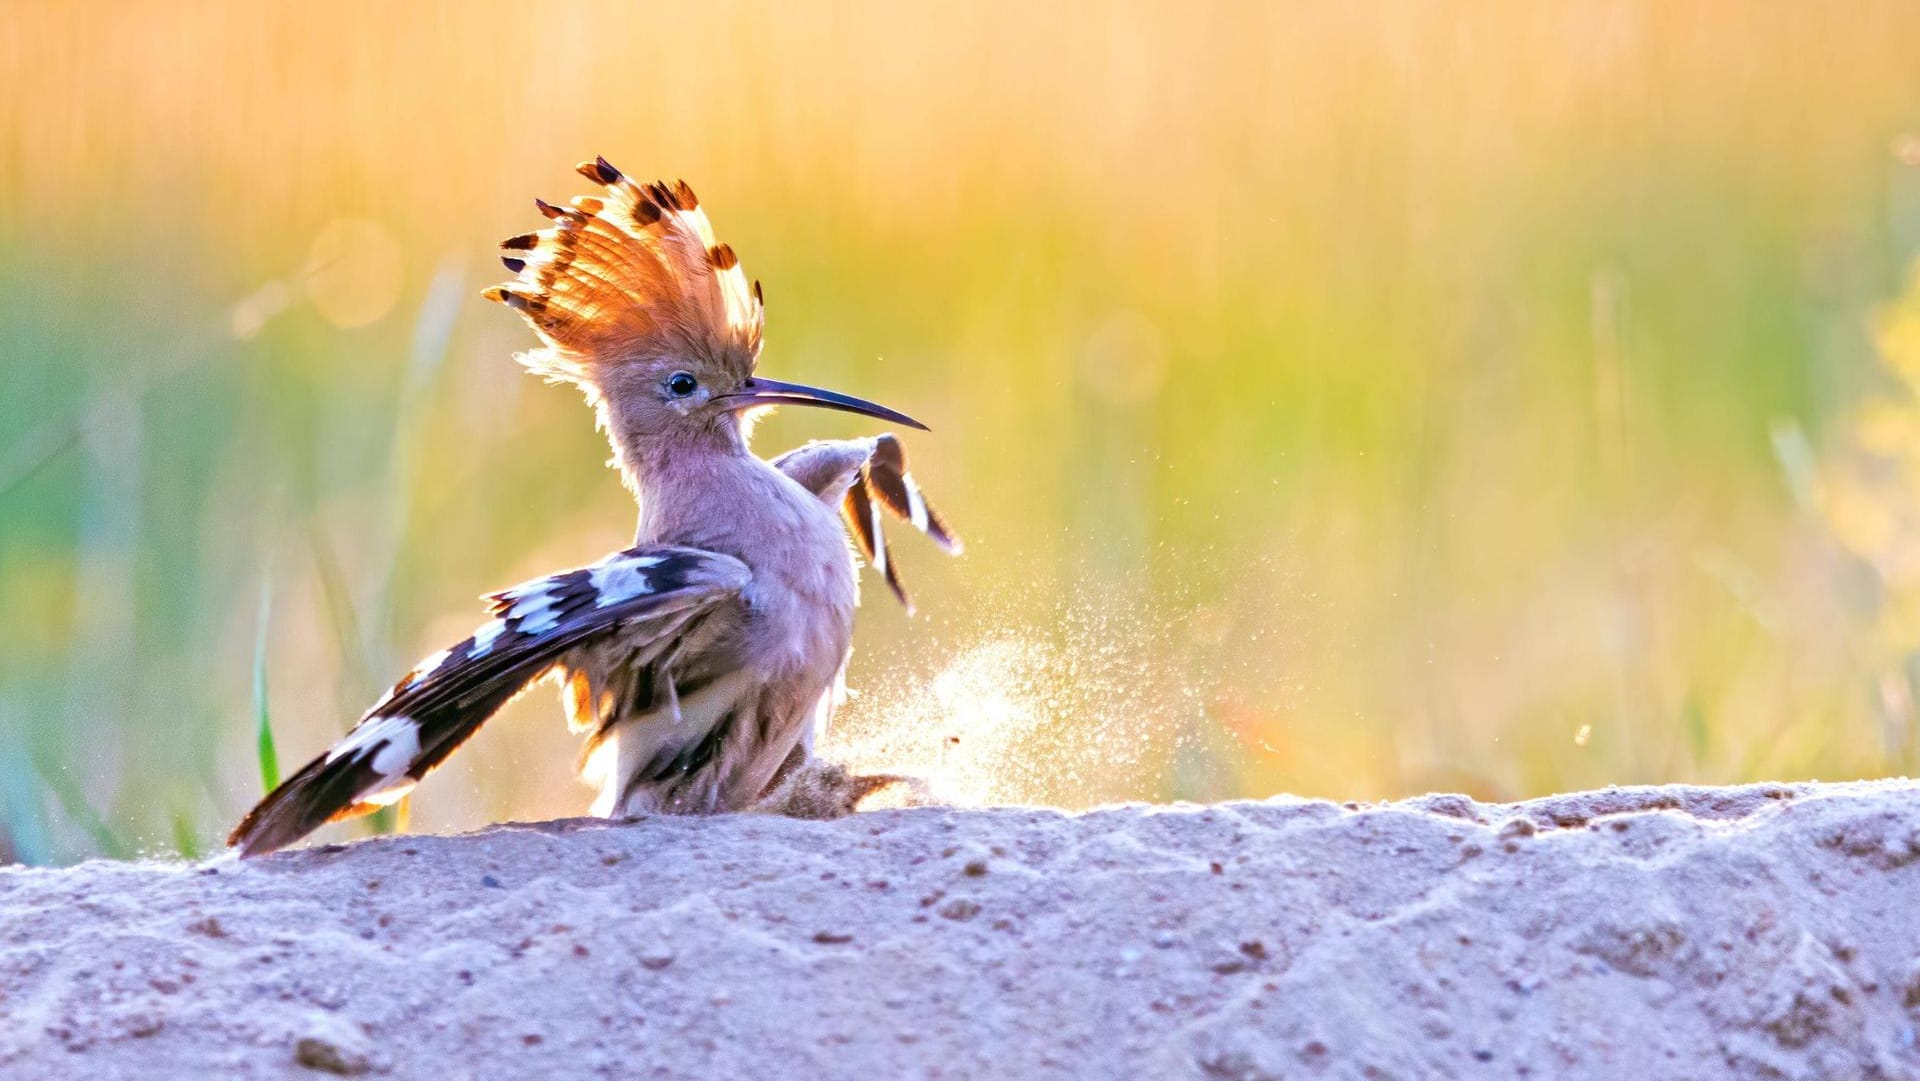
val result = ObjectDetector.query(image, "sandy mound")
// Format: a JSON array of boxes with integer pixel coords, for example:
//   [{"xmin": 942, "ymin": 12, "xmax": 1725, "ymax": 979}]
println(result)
[{"xmin": 3, "ymin": 781, "xmax": 1920, "ymax": 1080}]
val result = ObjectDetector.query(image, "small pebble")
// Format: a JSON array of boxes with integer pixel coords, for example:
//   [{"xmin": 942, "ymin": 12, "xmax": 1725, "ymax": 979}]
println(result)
[
  {"xmin": 1211, "ymin": 957, "xmax": 1248, "ymax": 975},
  {"xmin": 294, "ymin": 1037, "xmax": 369, "ymax": 1076}
]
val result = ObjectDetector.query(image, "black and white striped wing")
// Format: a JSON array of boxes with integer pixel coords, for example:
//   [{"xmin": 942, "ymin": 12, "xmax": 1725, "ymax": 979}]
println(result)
[
  {"xmin": 228, "ymin": 546, "xmax": 749, "ymax": 857},
  {"xmin": 773, "ymin": 433, "xmax": 961, "ymax": 613}
]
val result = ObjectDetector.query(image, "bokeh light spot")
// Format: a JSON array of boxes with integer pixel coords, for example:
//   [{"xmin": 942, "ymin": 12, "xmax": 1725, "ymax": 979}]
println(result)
[{"xmin": 303, "ymin": 219, "xmax": 404, "ymax": 329}]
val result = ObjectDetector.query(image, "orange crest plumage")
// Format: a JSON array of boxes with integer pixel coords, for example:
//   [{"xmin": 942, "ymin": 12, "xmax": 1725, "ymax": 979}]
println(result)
[{"xmin": 483, "ymin": 156, "xmax": 766, "ymax": 386}]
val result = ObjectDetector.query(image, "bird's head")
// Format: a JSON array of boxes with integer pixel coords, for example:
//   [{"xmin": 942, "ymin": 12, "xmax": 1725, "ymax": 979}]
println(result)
[{"xmin": 485, "ymin": 158, "xmax": 923, "ymax": 462}]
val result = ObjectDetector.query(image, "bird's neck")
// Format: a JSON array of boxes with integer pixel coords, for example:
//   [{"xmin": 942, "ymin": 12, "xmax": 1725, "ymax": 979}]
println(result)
[
  {"xmin": 610, "ymin": 419, "xmax": 770, "ymax": 552},
  {"xmin": 599, "ymin": 397, "xmax": 745, "ymax": 486}
]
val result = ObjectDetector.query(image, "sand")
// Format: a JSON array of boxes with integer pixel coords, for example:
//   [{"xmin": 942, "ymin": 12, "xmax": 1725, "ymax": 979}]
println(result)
[{"xmin": 3, "ymin": 780, "xmax": 1920, "ymax": 1080}]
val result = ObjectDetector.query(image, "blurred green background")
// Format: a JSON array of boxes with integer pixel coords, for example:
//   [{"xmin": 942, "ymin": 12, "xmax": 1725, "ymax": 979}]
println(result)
[{"xmin": 6, "ymin": 3, "xmax": 1920, "ymax": 863}]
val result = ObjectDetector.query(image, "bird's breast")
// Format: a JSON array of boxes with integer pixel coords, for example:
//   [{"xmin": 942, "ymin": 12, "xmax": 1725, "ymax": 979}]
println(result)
[
  {"xmin": 716, "ymin": 477, "xmax": 856, "ymax": 681},
  {"xmin": 635, "ymin": 454, "xmax": 857, "ymax": 680}
]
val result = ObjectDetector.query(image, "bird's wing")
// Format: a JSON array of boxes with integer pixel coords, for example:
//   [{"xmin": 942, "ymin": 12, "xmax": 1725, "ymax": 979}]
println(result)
[
  {"xmin": 772, "ymin": 433, "xmax": 961, "ymax": 613},
  {"xmin": 227, "ymin": 546, "xmax": 750, "ymax": 857}
]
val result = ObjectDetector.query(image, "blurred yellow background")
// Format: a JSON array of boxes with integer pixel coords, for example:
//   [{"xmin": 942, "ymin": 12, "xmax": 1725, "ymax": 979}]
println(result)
[{"xmin": 5, "ymin": 3, "xmax": 1920, "ymax": 862}]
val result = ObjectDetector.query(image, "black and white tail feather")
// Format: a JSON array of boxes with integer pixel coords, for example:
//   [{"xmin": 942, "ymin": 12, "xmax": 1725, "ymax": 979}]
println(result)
[{"xmin": 227, "ymin": 547, "xmax": 748, "ymax": 857}]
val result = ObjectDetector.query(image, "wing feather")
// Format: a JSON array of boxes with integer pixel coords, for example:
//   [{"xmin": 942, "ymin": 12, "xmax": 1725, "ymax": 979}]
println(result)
[
  {"xmin": 773, "ymin": 434, "xmax": 961, "ymax": 614},
  {"xmin": 227, "ymin": 545, "xmax": 749, "ymax": 857}
]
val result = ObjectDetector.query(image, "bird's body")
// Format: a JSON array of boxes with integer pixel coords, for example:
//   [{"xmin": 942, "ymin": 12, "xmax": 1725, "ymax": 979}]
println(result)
[
  {"xmin": 577, "ymin": 444, "xmax": 857, "ymax": 817},
  {"xmin": 229, "ymin": 158, "xmax": 957, "ymax": 856}
]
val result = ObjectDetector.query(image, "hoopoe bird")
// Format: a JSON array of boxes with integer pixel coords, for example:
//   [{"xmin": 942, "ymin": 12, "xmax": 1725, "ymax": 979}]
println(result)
[{"xmin": 229, "ymin": 157, "xmax": 959, "ymax": 857}]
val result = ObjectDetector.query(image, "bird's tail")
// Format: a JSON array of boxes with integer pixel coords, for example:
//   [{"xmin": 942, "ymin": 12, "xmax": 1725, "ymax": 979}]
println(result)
[{"xmin": 224, "ymin": 642, "xmax": 536, "ymax": 858}]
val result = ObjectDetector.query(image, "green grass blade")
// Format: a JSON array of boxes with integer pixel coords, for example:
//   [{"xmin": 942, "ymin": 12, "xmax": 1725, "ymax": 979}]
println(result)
[
  {"xmin": 171, "ymin": 811, "xmax": 202, "ymax": 861},
  {"xmin": 32, "ymin": 753, "xmax": 131, "ymax": 860},
  {"xmin": 253, "ymin": 571, "xmax": 280, "ymax": 794}
]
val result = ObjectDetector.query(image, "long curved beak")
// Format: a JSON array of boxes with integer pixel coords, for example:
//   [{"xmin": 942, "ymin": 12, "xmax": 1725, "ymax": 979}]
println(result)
[{"xmin": 716, "ymin": 376, "xmax": 929, "ymax": 431}]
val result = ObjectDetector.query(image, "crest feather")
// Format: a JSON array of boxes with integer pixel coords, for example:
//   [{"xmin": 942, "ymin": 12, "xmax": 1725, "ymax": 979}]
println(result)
[{"xmin": 483, "ymin": 156, "xmax": 765, "ymax": 387}]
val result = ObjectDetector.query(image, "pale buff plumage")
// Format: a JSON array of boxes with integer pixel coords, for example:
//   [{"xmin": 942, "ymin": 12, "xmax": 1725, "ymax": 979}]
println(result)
[{"xmin": 229, "ymin": 157, "xmax": 957, "ymax": 856}]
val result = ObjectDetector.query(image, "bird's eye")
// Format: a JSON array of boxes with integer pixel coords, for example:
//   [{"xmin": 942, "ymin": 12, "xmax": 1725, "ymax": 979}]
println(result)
[{"xmin": 666, "ymin": 372, "xmax": 698, "ymax": 397}]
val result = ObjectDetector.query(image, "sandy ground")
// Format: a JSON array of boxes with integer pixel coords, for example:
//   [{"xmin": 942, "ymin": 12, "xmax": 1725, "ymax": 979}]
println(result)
[{"xmin": 4, "ymin": 781, "xmax": 1920, "ymax": 1080}]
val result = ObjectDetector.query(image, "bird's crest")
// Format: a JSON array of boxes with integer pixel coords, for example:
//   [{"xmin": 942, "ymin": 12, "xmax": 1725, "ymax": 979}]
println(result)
[{"xmin": 483, "ymin": 157, "xmax": 765, "ymax": 389}]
